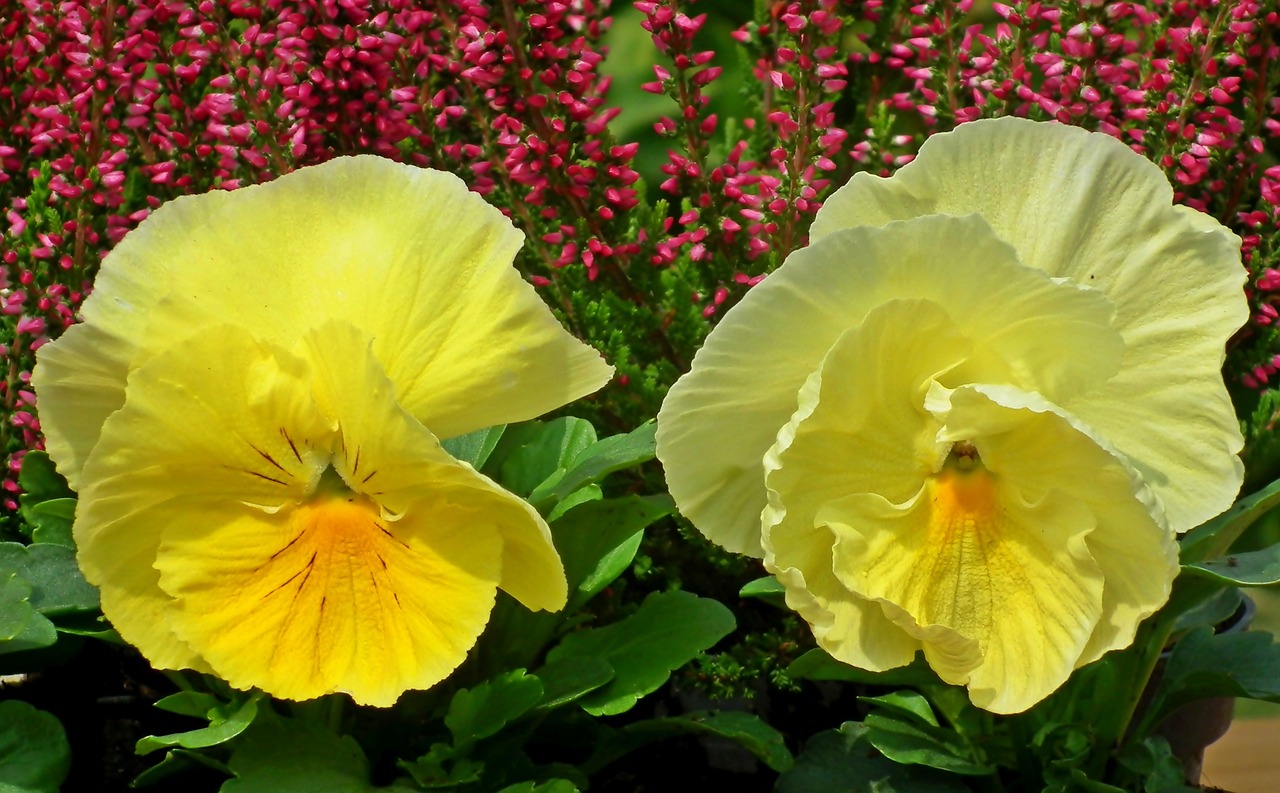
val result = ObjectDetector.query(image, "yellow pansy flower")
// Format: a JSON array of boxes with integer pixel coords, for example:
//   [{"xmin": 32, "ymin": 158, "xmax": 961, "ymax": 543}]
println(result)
[
  {"xmin": 34, "ymin": 157, "xmax": 613, "ymax": 706},
  {"xmin": 656, "ymin": 118, "xmax": 1247, "ymax": 713}
]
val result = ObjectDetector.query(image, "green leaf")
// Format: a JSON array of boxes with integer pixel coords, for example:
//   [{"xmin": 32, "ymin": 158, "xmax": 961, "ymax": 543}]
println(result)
[
  {"xmin": 441, "ymin": 425, "xmax": 506, "ymax": 470},
  {"xmin": 532, "ymin": 656, "xmax": 615, "ymax": 710},
  {"xmin": 495, "ymin": 780, "xmax": 579, "ymax": 793},
  {"xmin": 1147, "ymin": 627, "xmax": 1280, "ymax": 725},
  {"xmin": 1042, "ymin": 765, "xmax": 1128, "ymax": 793},
  {"xmin": 137, "ymin": 691, "xmax": 263, "ymax": 755},
  {"xmin": 787, "ymin": 649, "xmax": 941, "ymax": 687},
  {"xmin": 490, "ymin": 418, "xmax": 597, "ymax": 497},
  {"xmin": 546, "ymin": 590, "xmax": 735, "ymax": 716},
  {"xmin": 445, "ymin": 669, "xmax": 544, "ymax": 749},
  {"xmin": 0, "ymin": 571, "xmax": 57, "ymax": 655},
  {"xmin": 738, "ymin": 576, "xmax": 786, "ymax": 608},
  {"xmin": 775, "ymin": 723, "xmax": 970, "ymax": 793},
  {"xmin": 0, "ymin": 701, "xmax": 70, "ymax": 793},
  {"xmin": 551, "ymin": 494, "xmax": 672, "ymax": 611},
  {"xmin": 859, "ymin": 690, "xmax": 940, "ymax": 727},
  {"xmin": 223, "ymin": 716, "xmax": 417, "ymax": 793},
  {"xmin": 545, "ymin": 484, "xmax": 601, "ymax": 522},
  {"xmin": 25, "ymin": 500, "xmax": 75, "ymax": 549},
  {"xmin": 1185, "ymin": 545, "xmax": 1280, "ymax": 586},
  {"xmin": 16, "ymin": 452, "xmax": 73, "ymax": 524},
  {"xmin": 0, "ymin": 543, "xmax": 98, "ymax": 616},
  {"xmin": 131, "ymin": 747, "xmax": 233, "ymax": 788},
  {"xmin": 1172, "ymin": 586, "xmax": 1241, "ymax": 633},
  {"xmin": 1114, "ymin": 736, "xmax": 1199, "ymax": 793},
  {"xmin": 863, "ymin": 712, "xmax": 993, "ymax": 776},
  {"xmin": 587, "ymin": 711, "xmax": 794, "ymax": 774},
  {"xmin": 1180, "ymin": 475, "xmax": 1280, "ymax": 563},
  {"xmin": 396, "ymin": 743, "xmax": 483, "ymax": 789},
  {"xmin": 528, "ymin": 421, "xmax": 656, "ymax": 509},
  {"xmin": 153, "ymin": 691, "xmax": 224, "ymax": 719}
]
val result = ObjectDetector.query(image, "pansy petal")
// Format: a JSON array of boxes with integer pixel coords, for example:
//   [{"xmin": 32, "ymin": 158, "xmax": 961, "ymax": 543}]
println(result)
[
  {"xmin": 156, "ymin": 493, "xmax": 503, "ymax": 707},
  {"xmin": 661, "ymin": 213, "xmax": 1122, "ymax": 556},
  {"xmin": 31, "ymin": 324, "xmax": 135, "ymax": 490},
  {"xmin": 940, "ymin": 385, "xmax": 1178, "ymax": 667},
  {"xmin": 827, "ymin": 475, "xmax": 1102, "ymax": 715},
  {"xmin": 301, "ymin": 322, "xmax": 568, "ymax": 613},
  {"xmin": 37, "ymin": 157, "xmax": 612, "ymax": 459},
  {"xmin": 73, "ymin": 329, "xmax": 324, "ymax": 671},
  {"xmin": 812, "ymin": 117, "xmax": 1247, "ymax": 531}
]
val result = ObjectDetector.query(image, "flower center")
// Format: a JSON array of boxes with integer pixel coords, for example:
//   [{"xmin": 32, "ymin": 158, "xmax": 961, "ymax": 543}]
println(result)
[{"xmin": 931, "ymin": 442, "xmax": 999, "ymax": 542}]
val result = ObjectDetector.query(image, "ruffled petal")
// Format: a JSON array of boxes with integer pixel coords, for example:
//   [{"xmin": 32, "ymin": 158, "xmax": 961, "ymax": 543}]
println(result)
[
  {"xmin": 812, "ymin": 117, "xmax": 1247, "ymax": 531},
  {"xmin": 31, "ymin": 323, "xmax": 135, "ymax": 490},
  {"xmin": 661, "ymin": 212, "xmax": 1122, "ymax": 556},
  {"xmin": 939, "ymin": 385, "xmax": 1178, "ymax": 667},
  {"xmin": 34, "ymin": 156, "xmax": 612, "ymax": 470},
  {"xmin": 828, "ymin": 480, "xmax": 1102, "ymax": 714}
]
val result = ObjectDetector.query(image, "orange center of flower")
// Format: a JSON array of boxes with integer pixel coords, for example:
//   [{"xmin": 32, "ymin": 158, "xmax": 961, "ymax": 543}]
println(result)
[
  {"xmin": 929, "ymin": 443, "xmax": 1002, "ymax": 551},
  {"xmin": 909, "ymin": 446, "xmax": 1005, "ymax": 632}
]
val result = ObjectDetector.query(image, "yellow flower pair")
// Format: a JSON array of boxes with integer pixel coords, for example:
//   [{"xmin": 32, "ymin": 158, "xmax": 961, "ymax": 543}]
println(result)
[
  {"xmin": 37, "ymin": 118, "xmax": 1247, "ymax": 714},
  {"xmin": 34, "ymin": 159, "xmax": 613, "ymax": 706},
  {"xmin": 658, "ymin": 118, "xmax": 1248, "ymax": 713}
]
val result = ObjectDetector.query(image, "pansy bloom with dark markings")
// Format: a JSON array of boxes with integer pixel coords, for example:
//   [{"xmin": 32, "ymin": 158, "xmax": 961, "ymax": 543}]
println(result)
[{"xmin": 34, "ymin": 157, "xmax": 613, "ymax": 706}]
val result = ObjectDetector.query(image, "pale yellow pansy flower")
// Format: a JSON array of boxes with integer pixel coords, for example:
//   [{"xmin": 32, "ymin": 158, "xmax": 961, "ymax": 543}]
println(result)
[
  {"xmin": 34, "ymin": 158, "xmax": 613, "ymax": 706},
  {"xmin": 656, "ymin": 118, "xmax": 1247, "ymax": 713}
]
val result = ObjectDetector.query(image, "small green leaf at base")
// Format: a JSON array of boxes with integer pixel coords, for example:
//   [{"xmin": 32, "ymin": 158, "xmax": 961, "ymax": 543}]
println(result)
[{"xmin": 0, "ymin": 701, "xmax": 70, "ymax": 793}]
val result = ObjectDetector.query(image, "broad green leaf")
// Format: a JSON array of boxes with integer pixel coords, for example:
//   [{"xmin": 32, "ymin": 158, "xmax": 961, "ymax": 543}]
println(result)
[
  {"xmin": 1185, "ymin": 545, "xmax": 1280, "ymax": 586},
  {"xmin": 738, "ymin": 576, "xmax": 786, "ymax": 608},
  {"xmin": 445, "ymin": 670, "xmax": 544, "ymax": 749},
  {"xmin": 1172, "ymin": 586, "xmax": 1241, "ymax": 633},
  {"xmin": 787, "ymin": 649, "xmax": 941, "ymax": 687},
  {"xmin": 137, "ymin": 691, "xmax": 263, "ymax": 755},
  {"xmin": 546, "ymin": 590, "xmax": 735, "ymax": 716},
  {"xmin": 152, "ymin": 691, "xmax": 224, "ymax": 719},
  {"xmin": 131, "ymin": 747, "xmax": 233, "ymax": 788},
  {"xmin": 490, "ymin": 418, "xmax": 597, "ymax": 497},
  {"xmin": 1180, "ymin": 475, "xmax": 1280, "ymax": 563},
  {"xmin": 0, "ymin": 571, "xmax": 57, "ymax": 655},
  {"xmin": 859, "ymin": 690, "xmax": 940, "ymax": 727},
  {"xmin": 775, "ymin": 723, "xmax": 970, "ymax": 793},
  {"xmin": 546, "ymin": 484, "xmax": 601, "ymax": 523},
  {"xmin": 17, "ymin": 453, "xmax": 73, "ymax": 527},
  {"xmin": 0, "ymin": 701, "xmax": 70, "ymax": 793},
  {"xmin": 0, "ymin": 543, "xmax": 98, "ymax": 616},
  {"xmin": 1146, "ymin": 627, "xmax": 1280, "ymax": 726},
  {"xmin": 224, "ymin": 717, "xmax": 417, "ymax": 793},
  {"xmin": 863, "ymin": 712, "xmax": 993, "ymax": 776},
  {"xmin": 528, "ymin": 421, "xmax": 657, "ymax": 509},
  {"xmin": 26, "ymin": 500, "xmax": 75, "ymax": 549},
  {"xmin": 441, "ymin": 425, "xmax": 506, "ymax": 470},
  {"xmin": 551, "ymin": 495, "xmax": 671, "ymax": 611},
  {"xmin": 532, "ymin": 656, "xmax": 615, "ymax": 710}
]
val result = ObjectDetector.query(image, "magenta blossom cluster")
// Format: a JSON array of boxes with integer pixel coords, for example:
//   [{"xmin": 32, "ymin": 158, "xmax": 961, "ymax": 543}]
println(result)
[{"xmin": 3, "ymin": 0, "xmax": 1280, "ymax": 522}]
